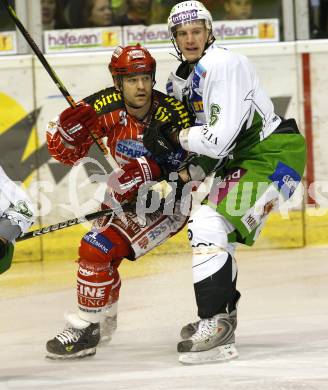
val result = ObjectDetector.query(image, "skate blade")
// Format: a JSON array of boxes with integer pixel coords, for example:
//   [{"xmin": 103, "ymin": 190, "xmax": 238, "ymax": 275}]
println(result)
[
  {"xmin": 179, "ymin": 343, "xmax": 238, "ymax": 365},
  {"xmin": 46, "ymin": 347, "xmax": 97, "ymax": 360}
]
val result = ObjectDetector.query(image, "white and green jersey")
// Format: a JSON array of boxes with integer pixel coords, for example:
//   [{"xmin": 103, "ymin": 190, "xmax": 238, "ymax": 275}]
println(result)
[
  {"xmin": 0, "ymin": 166, "xmax": 34, "ymax": 241},
  {"xmin": 167, "ymin": 43, "xmax": 281, "ymax": 159}
]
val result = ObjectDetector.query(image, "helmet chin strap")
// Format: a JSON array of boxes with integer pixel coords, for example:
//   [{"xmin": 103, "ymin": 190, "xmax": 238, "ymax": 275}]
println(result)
[{"xmin": 170, "ymin": 37, "xmax": 184, "ymax": 62}]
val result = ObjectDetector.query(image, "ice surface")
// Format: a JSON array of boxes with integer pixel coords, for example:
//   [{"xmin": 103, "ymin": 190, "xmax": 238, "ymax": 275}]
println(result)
[{"xmin": 1, "ymin": 247, "xmax": 328, "ymax": 390}]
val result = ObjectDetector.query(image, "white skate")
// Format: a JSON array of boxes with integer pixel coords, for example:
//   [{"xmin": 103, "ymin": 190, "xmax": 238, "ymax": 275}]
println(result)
[{"xmin": 178, "ymin": 313, "xmax": 238, "ymax": 365}]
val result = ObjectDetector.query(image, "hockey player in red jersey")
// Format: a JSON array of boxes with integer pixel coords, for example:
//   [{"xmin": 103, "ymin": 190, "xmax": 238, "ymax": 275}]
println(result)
[{"xmin": 45, "ymin": 44, "xmax": 194, "ymax": 359}]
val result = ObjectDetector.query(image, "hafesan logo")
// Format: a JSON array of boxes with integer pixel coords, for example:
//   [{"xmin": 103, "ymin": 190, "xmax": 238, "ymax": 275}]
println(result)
[{"xmin": 0, "ymin": 33, "xmax": 14, "ymax": 52}]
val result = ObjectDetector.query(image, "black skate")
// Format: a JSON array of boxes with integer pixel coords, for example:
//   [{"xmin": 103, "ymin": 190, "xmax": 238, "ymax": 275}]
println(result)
[{"xmin": 46, "ymin": 322, "xmax": 100, "ymax": 359}]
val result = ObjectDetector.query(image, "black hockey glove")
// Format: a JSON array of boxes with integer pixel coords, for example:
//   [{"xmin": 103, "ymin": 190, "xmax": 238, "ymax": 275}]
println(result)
[{"xmin": 143, "ymin": 121, "xmax": 181, "ymax": 160}]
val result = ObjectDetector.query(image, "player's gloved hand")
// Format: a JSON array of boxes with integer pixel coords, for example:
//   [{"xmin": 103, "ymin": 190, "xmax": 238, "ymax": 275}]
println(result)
[
  {"xmin": 58, "ymin": 102, "xmax": 98, "ymax": 146},
  {"xmin": 107, "ymin": 156, "xmax": 162, "ymax": 204},
  {"xmin": 0, "ymin": 238, "xmax": 15, "ymax": 274},
  {"xmin": 143, "ymin": 121, "xmax": 181, "ymax": 160},
  {"xmin": 135, "ymin": 172, "xmax": 192, "ymax": 227}
]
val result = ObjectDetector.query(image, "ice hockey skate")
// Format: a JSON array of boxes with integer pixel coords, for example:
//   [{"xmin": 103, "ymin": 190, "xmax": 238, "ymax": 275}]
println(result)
[
  {"xmin": 46, "ymin": 314, "xmax": 100, "ymax": 359},
  {"xmin": 180, "ymin": 320, "xmax": 200, "ymax": 340},
  {"xmin": 178, "ymin": 313, "xmax": 238, "ymax": 365},
  {"xmin": 180, "ymin": 307, "xmax": 238, "ymax": 340},
  {"xmin": 180, "ymin": 292, "xmax": 240, "ymax": 340}
]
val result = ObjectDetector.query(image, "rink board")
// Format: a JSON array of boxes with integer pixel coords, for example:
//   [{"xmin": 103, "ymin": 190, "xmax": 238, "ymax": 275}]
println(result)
[
  {"xmin": 14, "ymin": 209, "xmax": 328, "ymax": 265},
  {"xmin": 1, "ymin": 41, "xmax": 328, "ymax": 263}
]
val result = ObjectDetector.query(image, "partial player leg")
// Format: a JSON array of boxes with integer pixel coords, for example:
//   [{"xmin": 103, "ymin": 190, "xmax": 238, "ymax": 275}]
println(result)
[
  {"xmin": 46, "ymin": 227, "xmax": 131, "ymax": 359},
  {"xmin": 99, "ymin": 258, "xmax": 122, "ymax": 345},
  {"xmin": 180, "ymin": 289, "xmax": 241, "ymax": 340},
  {"xmin": 178, "ymin": 205, "xmax": 239, "ymax": 364},
  {"xmin": 99, "ymin": 301, "xmax": 118, "ymax": 346}
]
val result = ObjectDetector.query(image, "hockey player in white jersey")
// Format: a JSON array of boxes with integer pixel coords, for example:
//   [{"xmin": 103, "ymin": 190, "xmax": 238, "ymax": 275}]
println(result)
[
  {"xmin": 0, "ymin": 166, "xmax": 34, "ymax": 274},
  {"xmin": 143, "ymin": 1, "xmax": 306, "ymax": 364}
]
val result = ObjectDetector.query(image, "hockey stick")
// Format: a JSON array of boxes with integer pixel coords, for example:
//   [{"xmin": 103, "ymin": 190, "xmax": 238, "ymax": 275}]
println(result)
[
  {"xmin": 16, "ymin": 208, "xmax": 114, "ymax": 242},
  {"xmin": 0, "ymin": 0, "xmax": 118, "ymax": 169}
]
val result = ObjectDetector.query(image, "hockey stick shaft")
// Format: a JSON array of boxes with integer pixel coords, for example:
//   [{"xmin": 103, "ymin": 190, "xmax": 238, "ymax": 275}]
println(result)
[
  {"xmin": 16, "ymin": 208, "xmax": 113, "ymax": 242},
  {"xmin": 0, "ymin": 0, "xmax": 75, "ymax": 107},
  {"xmin": 0, "ymin": 0, "xmax": 116, "ymax": 165}
]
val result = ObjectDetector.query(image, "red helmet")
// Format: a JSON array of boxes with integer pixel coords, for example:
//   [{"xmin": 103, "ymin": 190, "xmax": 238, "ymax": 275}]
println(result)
[{"xmin": 109, "ymin": 44, "xmax": 156, "ymax": 78}]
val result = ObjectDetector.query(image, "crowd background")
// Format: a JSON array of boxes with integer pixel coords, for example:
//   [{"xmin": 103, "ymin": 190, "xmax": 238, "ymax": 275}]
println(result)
[
  {"xmin": 1, "ymin": 1, "xmax": 280, "ymax": 30},
  {"xmin": 309, "ymin": 0, "xmax": 328, "ymax": 38},
  {"xmin": 1, "ymin": 1, "xmax": 327, "ymax": 39}
]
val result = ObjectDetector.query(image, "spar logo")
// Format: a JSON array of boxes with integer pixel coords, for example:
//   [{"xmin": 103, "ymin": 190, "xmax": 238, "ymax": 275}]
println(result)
[{"xmin": 172, "ymin": 9, "xmax": 199, "ymax": 25}]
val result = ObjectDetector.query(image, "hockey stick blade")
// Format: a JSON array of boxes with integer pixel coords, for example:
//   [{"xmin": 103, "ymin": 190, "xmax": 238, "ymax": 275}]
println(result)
[{"xmin": 16, "ymin": 208, "xmax": 113, "ymax": 242}]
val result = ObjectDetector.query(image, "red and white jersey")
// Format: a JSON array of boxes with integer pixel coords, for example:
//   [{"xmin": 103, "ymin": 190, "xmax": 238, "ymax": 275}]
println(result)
[{"xmin": 47, "ymin": 87, "xmax": 192, "ymax": 169}]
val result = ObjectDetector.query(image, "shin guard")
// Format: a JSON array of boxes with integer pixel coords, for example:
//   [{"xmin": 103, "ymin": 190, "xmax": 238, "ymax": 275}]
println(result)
[
  {"xmin": 77, "ymin": 260, "xmax": 115, "ymax": 323},
  {"xmin": 77, "ymin": 228, "xmax": 130, "ymax": 323}
]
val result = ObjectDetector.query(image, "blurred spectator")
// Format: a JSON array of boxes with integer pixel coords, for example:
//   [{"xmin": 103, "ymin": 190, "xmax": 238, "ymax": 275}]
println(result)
[
  {"xmin": 310, "ymin": 0, "xmax": 320, "ymax": 33},
  {"xmin": 116, "ymin": 0, "xmax": 152, "ymax": 25},
  {"xmin": 0, "ymin": 0, "xmax": 15, "ymax": 31},
  {"xmin": 202, "ymin": 0, "xmax": 223, "ymax": 21},
  {"xmin": 153, "ymin": 0, "xmax": 221, "ymax": 22},
  {"xmin": 322, "ymin": 0, "xmax": 328, "ymax": 34},
  {"xmin": 68, "ymin": 0, "xmax": 115, "ymax": 28},
  {"xmin": 41, "ymin": 0, "xmax": 69, "ymax": 30},
  {"xmin": 111, "ymin": 0, "xmax": 124, "ymax": 13},
  {"xmin": 150, "ymin": 0, "xmax": 180, "ymax": 24},
  {"xmin": 223, "ymin": 0, "xmax": 253, "ymax": 20},
  {"xmin": 310, "ymin": 0, "xmax": 328, "ymax": 38}
]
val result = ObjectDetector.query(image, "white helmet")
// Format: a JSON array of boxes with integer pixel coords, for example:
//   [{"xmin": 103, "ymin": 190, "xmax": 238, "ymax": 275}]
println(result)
[{"xmin": 168, "ymin": 1, "xmax": 213, "ymax": 37}]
